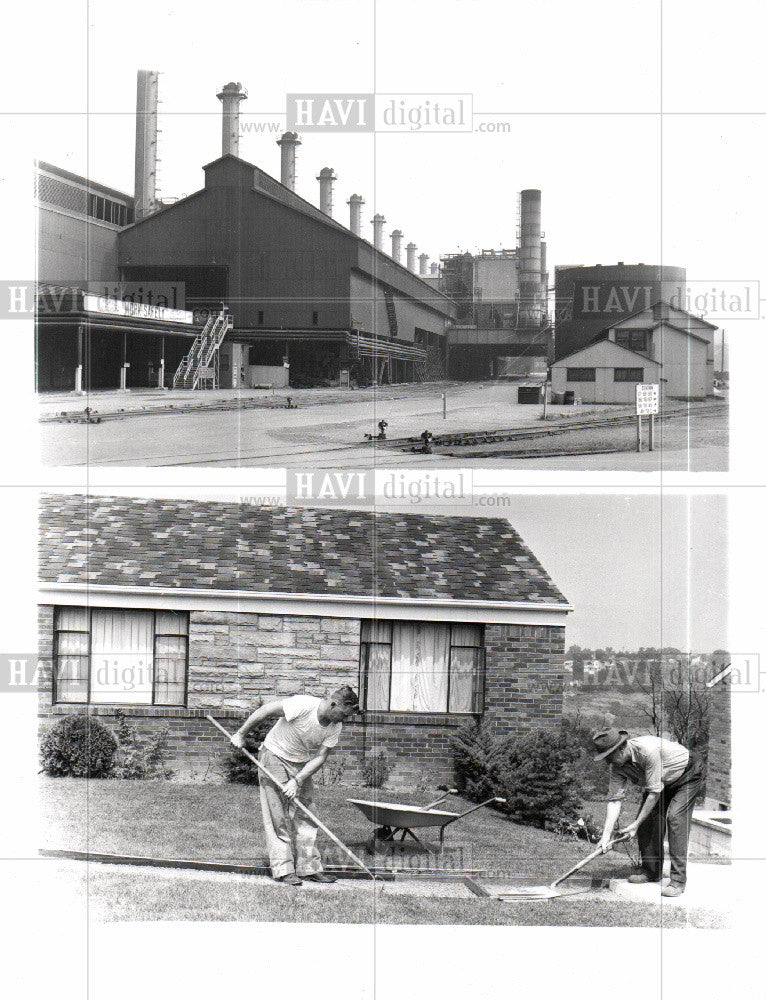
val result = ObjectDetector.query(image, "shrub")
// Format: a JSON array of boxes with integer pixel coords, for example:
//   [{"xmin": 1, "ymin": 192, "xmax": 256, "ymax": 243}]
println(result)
[
  {"xmin": 494, "ymin": 729, "xmax": 583, "ymax": 829},
  {"xmin": 362, "ymin": 749, "xmax": 391, "ymax": 788},
  {"xmin": 111, "ymin": 711, "xmax": 174, "ymax": 780},
  {"xmin": 220, "ymin": 720, "xmax": 273, "ymax": 785},
  {"xmin": 451, "ymin": 719, "xmax": 503, "ymax": 802},
  {"xmin": 40, "ymin": 714, "xmax": 117, "ymax": 778},
  {"xmin": 318, "ymin": 753, "xmax": 347, "ymax": 786}
]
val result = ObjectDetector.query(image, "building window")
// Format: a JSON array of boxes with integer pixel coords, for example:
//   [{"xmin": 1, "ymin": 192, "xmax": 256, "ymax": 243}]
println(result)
[
  {"xmin": 615, "ymin": 330, "xmax": 649, "ymax": 352},
  {"xmin": 53, "ymin": 607, "xmax": 188, "ymax": 706},
  {"xmin": 614, "ymin": 367, "xmax": 644, "ymax": 382},
  {"xmin": 359, "ymin": 620, "xmax": 485, "ymax": 713},
  {"xmin": 566, "ymin": 368, "xmax": 596, "ymax": 382},
  {"xmin": 257, "ymin": 310, "xmax": 264, "ymax": 325},
  {"xmin": 312, "ymin": 311, "xmax": 319, "ymax": 326}
]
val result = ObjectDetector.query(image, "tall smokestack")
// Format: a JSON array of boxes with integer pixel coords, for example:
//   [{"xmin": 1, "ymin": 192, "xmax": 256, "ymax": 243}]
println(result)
[
  {"xmin": 418, "ymin": 253, "xmax": 429, "ymax": 275},
  {"xmin": 348, "ymin": 194, "xmax": 364, "ymax": 235},
  {"xmin": 430, "ymin": 262, "xmax": 439, "ymax": 275},
  {"xmin": 390, "ymin": 229, "xmax": 403, "ymax": 262},
  {"xmin": 371, "ymin": 214, "xmax": 386, "ymax": 250},
  {"xmin": 518, "ymin": 189, "xmax": 543, "ymax": 327},
  {"xmin": 406, "ymin": 242, "xmax": 417, "ymax": 272},
  {"xmin": 317, "ymin": 167, "xmax": 337, "ymax": 216},
  {"xmin": 277, "ymin": 131, "xmax": 301, "ymax": 190},
  {"xmin": 134, "ymin": 69, "xmax": 159, "ymax": 221},
  {"xmin": 217, "ymin": 82, "xmax": 248, "ymax": 157}
]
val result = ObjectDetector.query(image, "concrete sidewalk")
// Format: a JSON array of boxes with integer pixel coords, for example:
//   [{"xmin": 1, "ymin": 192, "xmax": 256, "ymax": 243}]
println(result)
[{"xmin": 609, "ymin": 861, "xmax": 734, "ymax": 910}]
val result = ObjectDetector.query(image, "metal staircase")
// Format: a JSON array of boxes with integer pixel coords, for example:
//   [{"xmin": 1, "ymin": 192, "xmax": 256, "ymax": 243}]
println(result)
[
  {"xmin": 383, "ymin": 289, "xmax": 398, "ymax": 338},
  {"xmin": 172, "ymin": 306, "xmax": 233, "ymax": 390}
]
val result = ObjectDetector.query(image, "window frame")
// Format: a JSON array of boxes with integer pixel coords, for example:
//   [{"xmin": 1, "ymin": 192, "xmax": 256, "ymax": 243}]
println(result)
[
  {"xmin": 358, "ymin": 620, "xmax": 486, "ymax": 715},
  {"xmin": 614, "ymin": 329, "xmax": 649, "ymax": 353},
  {"xmin": 566, "ymin": 368, "xmax": 596, "ymax": 382},
  {"xmin": 52, "ymin": 607, "xmax": 189, "ymax": 707},
  {"xmin": 613, "ymin": 367, "xmax": 644, "ymax": 383}
]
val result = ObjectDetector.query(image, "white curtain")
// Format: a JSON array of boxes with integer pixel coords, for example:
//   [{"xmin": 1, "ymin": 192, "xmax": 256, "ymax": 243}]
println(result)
[
  {"xmin": 390, "ymin": 623, "xmax": 449, "ymax": 712},
  {"xmin": 90, "ymin": 609, "xmax": 153, "ymax": 703}
]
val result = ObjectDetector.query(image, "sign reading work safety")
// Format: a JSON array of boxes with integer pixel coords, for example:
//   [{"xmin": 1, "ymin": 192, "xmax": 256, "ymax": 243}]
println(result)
[{"xmin": 635, "ymin": 383, "xmax": 659, "ymax": 415}]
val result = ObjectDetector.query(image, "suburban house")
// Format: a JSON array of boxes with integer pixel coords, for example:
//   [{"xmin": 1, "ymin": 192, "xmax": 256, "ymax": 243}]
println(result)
[
  {"xmin": 38, "ymin": 495, "xmax": 571, "ymax": 787},
  {"xmin": 550, "ymin": 300, "xmax": 717, "ymax": 403}
]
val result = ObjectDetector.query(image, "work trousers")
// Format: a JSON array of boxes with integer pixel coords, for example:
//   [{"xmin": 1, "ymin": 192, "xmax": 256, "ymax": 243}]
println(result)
[
  {"xmin": 258, "ymin": 747, "xmax": 323, "ymax": 879},
  {"xmin": 636, "ymin": 756, "xmax": 705, "ymax": 885}
]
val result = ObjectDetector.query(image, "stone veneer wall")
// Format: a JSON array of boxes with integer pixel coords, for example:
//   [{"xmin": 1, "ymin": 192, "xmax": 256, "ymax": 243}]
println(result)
[{"xmin": 38, "ymin": 606, "xmax": 566, "ymax": 787}]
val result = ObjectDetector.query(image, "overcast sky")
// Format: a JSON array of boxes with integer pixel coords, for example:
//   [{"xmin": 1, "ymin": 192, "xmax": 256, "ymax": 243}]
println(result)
[{"xmin": 22, "ymin": 0, "xmax": 764, "ymax": 294}]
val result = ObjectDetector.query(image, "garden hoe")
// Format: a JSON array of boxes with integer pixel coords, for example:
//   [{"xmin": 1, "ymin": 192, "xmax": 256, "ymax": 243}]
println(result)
[
  {"xmin": 206, "ymin": 716, "xmax": 383, "ymax": 886},
  {"xmin": 496, "ymin": 832, "xmax": 631, "ymax": 902}
]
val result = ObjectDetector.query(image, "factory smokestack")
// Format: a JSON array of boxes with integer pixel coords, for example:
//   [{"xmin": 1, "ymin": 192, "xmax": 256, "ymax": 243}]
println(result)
[
  {"xmin": 317, "ymin": 167, "xmax": 337, "ymax": 216},
  {"xmin": 406, "ymin": 242, "xmax": 417, "ymax": 272},
  {"xmin": 277, "ymin": 131, "xmax": 301, "ymax": 190},
  {"xmin": 348, "ymin": 194, "xmax": 364, "ymax": 235},
  {"xmin": 430, "ymin": 262, "xmax": 439, "ymax": 275},
  {"xmin": 134, "ymin": 69, "xmax": 159, "ymax": 221},
  {"xmin": 518, "ymin": 188, "xmax": 543, "ymax": 327},
  {"xmin": 371, "ymin": 214, "xmax": 386, "ymax": 250},
  {"xmin": 419, "ymin": 253, "xmax": 429, "ymax": 275},
  {"xmin": 390, "ymin": 229, "xmax": 403, "ymax": 262},
  {"xmin": 217, "ymin": 81, "xmax": 248, "ymax": 157}
]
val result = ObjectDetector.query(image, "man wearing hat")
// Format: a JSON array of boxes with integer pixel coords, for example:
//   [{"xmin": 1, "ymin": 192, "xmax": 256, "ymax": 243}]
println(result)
[{"xmin": 592, "ymin": 727, "xmax": 705, "ymax": 897}]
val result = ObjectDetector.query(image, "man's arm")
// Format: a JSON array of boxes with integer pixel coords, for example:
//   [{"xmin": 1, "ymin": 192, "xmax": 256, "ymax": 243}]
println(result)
[
  {"xmin": 283, "ymin": 746, "xmax": 332, "ymax": 800},
  {"xmin": 599, "ymin": 799, "xmax": 624, "ymax": 849},
  {"xmin": 621, "ymin": 791, "xmax": 661, "ymax": 838},
  {"xmin": 231, "ymin": 701, "xmax": 285, "ymax": 746}
]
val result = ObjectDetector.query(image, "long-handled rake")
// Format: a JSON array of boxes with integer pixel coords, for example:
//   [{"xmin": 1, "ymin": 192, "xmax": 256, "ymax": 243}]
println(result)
[
  {"xmin": 495, "ymin": 832, "xmax": 632, "ymax": 901},
  {"xmin": 206, "ymin": 716, "xmax": 381, "ymax": 883}
]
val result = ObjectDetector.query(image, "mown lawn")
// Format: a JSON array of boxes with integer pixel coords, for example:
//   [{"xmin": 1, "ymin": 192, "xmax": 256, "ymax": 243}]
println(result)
[
  {"xmin": 39, "ymin": 778, "xmax": 729, "ymax": 926},
  {"xmin": 39, "ymin": 777, "xmax": 639, "ymax": 879}
]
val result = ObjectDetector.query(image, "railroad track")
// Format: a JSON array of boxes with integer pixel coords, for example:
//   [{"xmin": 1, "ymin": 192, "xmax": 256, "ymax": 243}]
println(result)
[{"xmin": 381, "ymin": 402, "xmax": 726, "ymax": 451}]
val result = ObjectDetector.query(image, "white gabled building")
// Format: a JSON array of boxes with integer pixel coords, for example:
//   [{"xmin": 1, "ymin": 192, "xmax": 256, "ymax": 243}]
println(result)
[{"xmin": 551, "ymin": 301, "xmax": 717, "ymax": 403}]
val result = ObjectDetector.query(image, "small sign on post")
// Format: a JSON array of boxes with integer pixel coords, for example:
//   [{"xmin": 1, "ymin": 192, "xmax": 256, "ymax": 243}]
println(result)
[{"xmin": 635, "ymin": 383, "xmax": 659, "ymax": 451}]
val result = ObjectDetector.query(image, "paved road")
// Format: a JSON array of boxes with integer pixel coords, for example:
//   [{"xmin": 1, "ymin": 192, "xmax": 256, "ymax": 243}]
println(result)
[{"xmin": 40, "ymin": 384, "xmax": 724, "ymax": 471}]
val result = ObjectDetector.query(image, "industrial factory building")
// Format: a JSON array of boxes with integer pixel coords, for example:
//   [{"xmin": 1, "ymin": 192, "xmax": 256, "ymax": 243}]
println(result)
[
  {"xmin": 432, "ymin": 190, "xmax": 551, "ymax": 380},
  {"xmin": 550, "ymin": 300, "xmax": 717, "ymax": 402},
  {"xmin": 35, "ymin": 74, "xmax": 457, "ymax": 392}
]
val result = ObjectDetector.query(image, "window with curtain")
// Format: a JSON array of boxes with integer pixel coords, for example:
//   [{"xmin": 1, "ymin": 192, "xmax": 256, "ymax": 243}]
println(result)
[
  {"xmin": 53, "ymin": 607, "xmax": 188, "ymax": 705},
  {"xmin": 360, "ymin": 620, "xmax": 484, "ymax": 713}
]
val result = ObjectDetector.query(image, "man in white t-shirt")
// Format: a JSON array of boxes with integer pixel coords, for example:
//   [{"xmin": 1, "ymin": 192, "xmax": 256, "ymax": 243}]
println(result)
[{"xmin": 232, "ymin": 686, "xmax": 360, "ymax": 886}]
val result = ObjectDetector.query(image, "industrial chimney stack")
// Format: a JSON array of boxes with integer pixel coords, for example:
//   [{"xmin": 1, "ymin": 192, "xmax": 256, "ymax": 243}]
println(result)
[
  {"xmin": 406, "ymin": 242, "xmax": 417, "ymax": 272},
  {"xmin": 217, "ymin": 82, "xmax": 248, "ymax": 157},
  {"xmin": 134, "ymin": 69, "xmax": 159, "ymax": 221},
  {"xmin": 317, "ymin": 167, "xmax": 337, "ymax": 216},
  {"xmin": 371, "ymin": 214, "xmax": 386, "ymax": 250},
  {"xmin": 419, "ymin": 253, "xmax": 429, "ymax": 275},
  {"xmin": 430, "ymin": 262, "xmax": 439, "ymax": 275},
  {"xmin": 277, "ymin": 131, "xmax": 301, "ymax": 190},
  {"xmin": 390, "ymin": 229, "xmax": 403, "ymax": 262},
  {"xmin": 518, "ymin": 188, "xmax": 543, "ymax": 327},
  {"xmin": 348, "ymin": 194, "xmax": 364, "ymax": 235}
]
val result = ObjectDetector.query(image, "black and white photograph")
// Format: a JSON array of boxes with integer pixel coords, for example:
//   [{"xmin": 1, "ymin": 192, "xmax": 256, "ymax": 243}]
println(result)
[{"xmin": 2, "ymin": 0, "xmax": 765, "ymax": 998}]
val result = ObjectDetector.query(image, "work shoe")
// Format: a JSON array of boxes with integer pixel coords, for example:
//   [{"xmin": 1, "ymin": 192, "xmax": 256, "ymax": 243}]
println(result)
[
  {"xmin": 661, "ymin": 882, "xmax": 685, "ymax": 897},
  {"xmin": 628, "ymin": 872, "xmax": 660, "ymax": 884},
  {"xmin": 302, "ymin": 872, "xmax": 337, "ymax": 883},
  {"xmin": 275, "ymin": 873, "xmax": 303, "ymax": 886}
]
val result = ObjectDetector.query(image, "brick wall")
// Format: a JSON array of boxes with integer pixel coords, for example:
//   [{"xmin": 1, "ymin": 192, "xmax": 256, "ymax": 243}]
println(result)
[
  {"xmin": 706, "ymin": 675, "xmax": 731, "ymax": 808},
  {"xmin": 484, "ymin": 624, "xmax": 566, "ymax": 736},
  {"xmin": 38, "ymin": 606, "xmax": 566, "ymax": 787}
]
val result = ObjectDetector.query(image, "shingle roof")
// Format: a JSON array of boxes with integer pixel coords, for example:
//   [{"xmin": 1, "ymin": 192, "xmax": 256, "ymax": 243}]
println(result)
[{"xmin": 39, "ymin": 495, "xmax": 568, "ymax": 606}]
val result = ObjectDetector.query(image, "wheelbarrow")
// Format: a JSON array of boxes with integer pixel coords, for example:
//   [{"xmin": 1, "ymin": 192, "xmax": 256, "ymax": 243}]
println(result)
[{"xmin": 348, "ymin": 790, "xmax": 506, "ymax": 854}]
